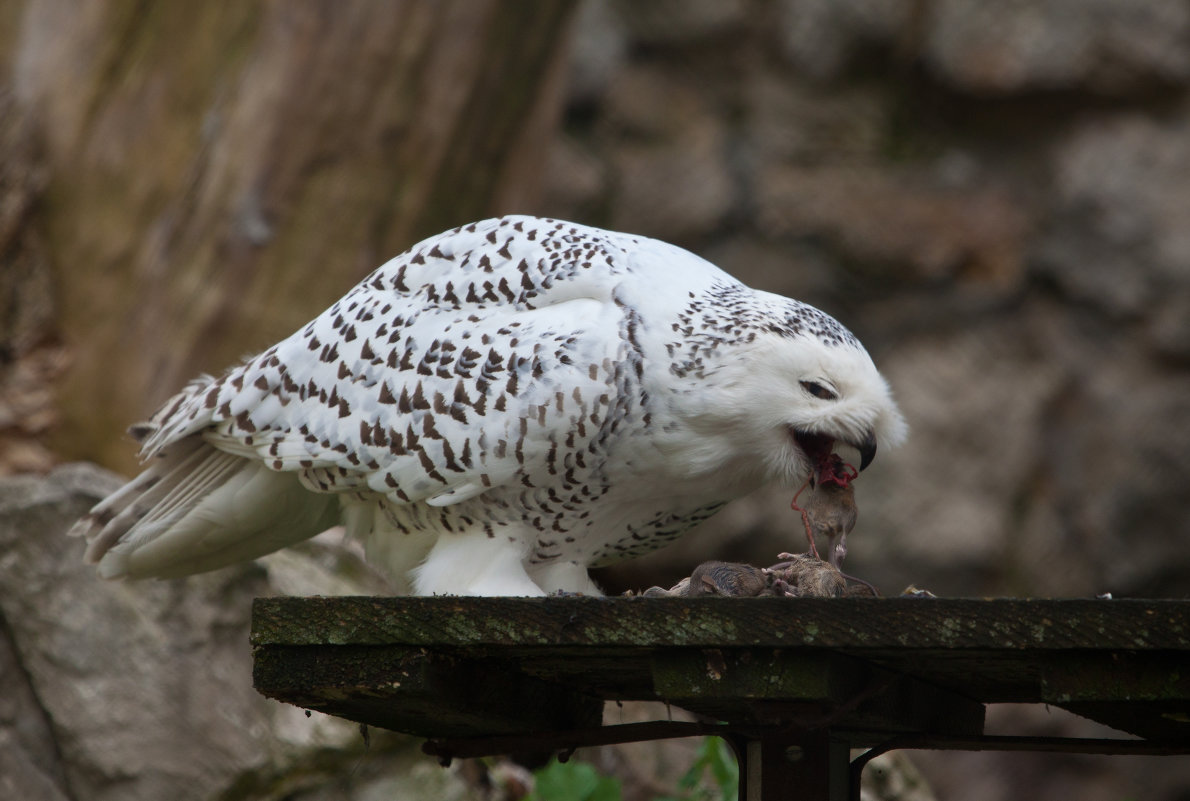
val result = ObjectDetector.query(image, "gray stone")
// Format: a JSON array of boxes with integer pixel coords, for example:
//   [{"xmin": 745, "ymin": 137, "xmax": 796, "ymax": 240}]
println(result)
[
  {"xmin": 924, "ymin": 0, "xmax": 1190, "ymax": 93},
  {"xmin": 1146, "ymin": 288, "xmax": 1190, "ymax": 363},
  {"xmin": 0, "ymin": 625, "xmax": 71, "ymax": 801},
  {"xmin": 600, "ymin": 66, "xmax": 735, "ymax": 241},
  {"xmin": 754, "ymin": 164, "xmax": 1028, "ymax": 293},
  {"xmin": 566, "ymin": 0, "xmax": 629, "ymax": 104},
  {"xmin": 610, "ymin": 133, "xmax": 734, "ymax": 242},
  {"xmin": 0, "ymin": 464, "xmax": 478, "ymax": 801},
  {"xmin": 777, "ymin": 0, "xmax": 913, "ymax": 80},
  {"xmin": 612, "ymin": 0, "xmax": 747, "ymax": 45},
  {"xmin": 744, "ymin": 72, "xmax": 888, "ymax": 167},
  {"xmin": 539, "ymin": 135, "xmax": 609, "ymax": 223},
  {"xmin": 1039, "ymin": 113, "xmax": 1190, "ymax": 319},
  {"xmin": 843, "ymin": 315, "xmax": 1068, "ymax": 591}
]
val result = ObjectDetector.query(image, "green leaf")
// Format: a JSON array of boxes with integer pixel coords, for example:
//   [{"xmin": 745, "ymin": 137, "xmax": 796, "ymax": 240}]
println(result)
[
  {"xmin": 587, "ymin": 774, "xmax": 623, "ymax": 801},
  {"xmin": 663, "ymin": 737, "xmax": 738, "ymax": 801},
  {"xmin": 527, "ymin": 759, "xmax": 622, "ymax": 801},
  {"xmin": 706, "ymin": 738, "xmax": 739, "ymax": 800}
]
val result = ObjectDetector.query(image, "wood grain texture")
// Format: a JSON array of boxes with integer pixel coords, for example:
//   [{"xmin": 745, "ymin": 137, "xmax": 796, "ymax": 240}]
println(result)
[
  {"xmin": 251, "ymin": 597, "xmax": 1190, "ymax": 741},
  {"xmin": 251, "ymin": 596, "xmax": 1190, "ymax": 650},
  {"xmin": 8, "ymin": 0, "xmax": 576, "ymax": 469}
]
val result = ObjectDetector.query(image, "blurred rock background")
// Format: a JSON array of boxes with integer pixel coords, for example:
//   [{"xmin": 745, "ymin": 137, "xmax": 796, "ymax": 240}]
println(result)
[{"xmin": 1, "ymin": 1, "xmax": 1188, "ymax": 799}]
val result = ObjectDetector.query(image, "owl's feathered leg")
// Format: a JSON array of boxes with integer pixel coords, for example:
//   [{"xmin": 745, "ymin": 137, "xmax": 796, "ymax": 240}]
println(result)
[
  {"xmin": 344, "ymin": 500, "xmax": 436, "ymax": 595},
  {"xmin": 412, "ymin": 530, "xmax": 546, "ymax": 596},
  {"xmin": 528, "ymin": 560, "xmax": 603, "ymax": 596}
]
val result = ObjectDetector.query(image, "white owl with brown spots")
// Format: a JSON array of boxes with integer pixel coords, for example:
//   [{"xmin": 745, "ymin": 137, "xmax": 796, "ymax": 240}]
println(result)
[{"xmin": 72, "ymin": 216, "xmax": 905, "ymax": 596}]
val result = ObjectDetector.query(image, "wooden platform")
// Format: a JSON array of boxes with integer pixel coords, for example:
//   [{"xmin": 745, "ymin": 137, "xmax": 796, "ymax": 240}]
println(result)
[{"xmin": 252, "ymin": 597, "xmax": 1190, "ymax": 800}]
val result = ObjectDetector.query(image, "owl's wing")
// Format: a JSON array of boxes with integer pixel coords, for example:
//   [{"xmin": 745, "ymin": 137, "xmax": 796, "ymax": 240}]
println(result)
[{"xmin": 138, "ymin": 216, "xmax": 638, "ymax": 508}]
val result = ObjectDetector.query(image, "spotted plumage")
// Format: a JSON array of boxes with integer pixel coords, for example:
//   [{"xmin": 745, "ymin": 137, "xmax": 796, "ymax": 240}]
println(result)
[{"xmin": 71, "ymin": 216, "xmax": 906, "ymax": 596}]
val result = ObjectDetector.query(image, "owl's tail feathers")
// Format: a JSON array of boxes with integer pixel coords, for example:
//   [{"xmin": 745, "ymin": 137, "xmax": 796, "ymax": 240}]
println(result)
[{"xmin": 70, "ymin": 436, "xmax": 339, "ymax": 580}]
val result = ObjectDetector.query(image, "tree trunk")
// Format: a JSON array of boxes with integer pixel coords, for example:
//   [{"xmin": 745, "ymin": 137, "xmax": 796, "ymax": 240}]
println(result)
[{"xmin": 3, "ymin": 0, "xmax": 575, "ymax": 473}]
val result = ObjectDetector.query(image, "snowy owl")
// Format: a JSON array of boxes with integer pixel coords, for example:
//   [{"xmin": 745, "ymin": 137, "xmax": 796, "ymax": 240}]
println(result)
[{"xmin": 72, "ymin": 216, "xmax": 906, "ymax": 596}]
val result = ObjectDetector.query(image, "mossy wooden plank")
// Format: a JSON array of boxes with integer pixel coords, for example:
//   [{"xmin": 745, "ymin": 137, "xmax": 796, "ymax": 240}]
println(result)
[
  {"xmin": 253, "ymin": 644, "xmax": 602, "ymax": 737},
  {"xmin": 251, "ymin": 597, "xmax": 1190, "ymax": 651},
  {"xmin": 651, "ymin": 650, "xmax": 857, "ymax": 702},
  {"xmin": 250, "ymin": 597, "xmax": 1190, "ymax": 743},
  {"xmin": 1038, "ymin": 652, "xmax": 1190, "ymax": 702},
  {"xmin": 650, "ymin": 649, "xmax": 984, "ymax": 738},
  {"xmin": 1039, "ymin": 652, "xmax": 1190, "ymax": 740}
]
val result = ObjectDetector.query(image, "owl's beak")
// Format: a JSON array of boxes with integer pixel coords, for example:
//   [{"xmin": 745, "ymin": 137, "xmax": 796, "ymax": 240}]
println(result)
[{"xmin": 853, "ymin": 430, "xmax": 877, "ymax": 472}]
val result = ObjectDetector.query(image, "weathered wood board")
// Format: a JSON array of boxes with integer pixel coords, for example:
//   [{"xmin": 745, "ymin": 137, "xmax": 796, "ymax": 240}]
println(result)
[{"xmin": 252, "ymin": 597, "xmax": 1190, "ymax": 743}]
